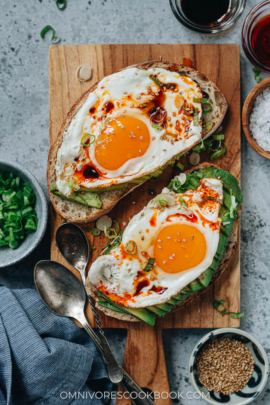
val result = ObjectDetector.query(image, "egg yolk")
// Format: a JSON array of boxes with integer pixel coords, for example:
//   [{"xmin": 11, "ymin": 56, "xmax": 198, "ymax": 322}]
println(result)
[
  {"xmin": 94, "ymin": 116, "xmax": 150, "ymax": 171},
  {"xmin": 154, "ymin": 224, "xmax": 206, "ymax": 273}
]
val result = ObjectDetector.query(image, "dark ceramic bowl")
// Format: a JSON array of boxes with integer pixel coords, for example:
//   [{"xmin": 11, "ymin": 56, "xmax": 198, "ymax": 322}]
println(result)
[
  {"xmin": 0, "ymin": 160, "xmax": 48, "ymax": 267},
  {"xmin": 189, "ymin": 328, "xmax": 269, "ymax": 405}
]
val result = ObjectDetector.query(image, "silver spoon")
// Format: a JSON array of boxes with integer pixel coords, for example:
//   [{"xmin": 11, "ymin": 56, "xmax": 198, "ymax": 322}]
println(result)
[
  {"xmin": 55, "ymin": 223, "xmax": 123, "ymax": 383},
  {"xmin": 34, "ymin": 260, "xmax": 122, "ymax": 384},
  {"xmin": 34, "ymin": 260, "xmax": 155, "ymax": 405}
]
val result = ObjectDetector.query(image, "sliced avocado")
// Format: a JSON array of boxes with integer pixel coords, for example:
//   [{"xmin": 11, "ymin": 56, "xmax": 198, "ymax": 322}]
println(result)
[
  {"xmin": 198, "ymin": 268, "xmax": 214, "ymax": 288},
  {"xmin": 50, "ymin": 182, "xmax": 102, "ymax": 208},
  {"xmin": 156, "ymin": 303, "xmax": 172, "ymax": 313},
  {"xmin": 223, "ymin": 190, "xmax": 232, "ymax": 210},
  {"xmin": 190, "ymin": 280, "xmax": 203, "ymax": 292},
  {"xmin": 98, "ymin": 301, "xmax": 126, "ymax": 314},
  {"xmin": 174, "ymin": 293, "xmax": 185, "ymax": 301},
  {"xmin": 210, "ymin": 256, "xmax": 220, "ymax": 271},
  {"xmin": 181, "ymin": 288, "xmax": 191, "ymax": 295},
  {"xmin": 147, "ymin": 306, "xmax": 166, "ymax": 318},
  {"xmin": 97, "ymin": 292, "xmax": 155, "ymax": 326},
  {"xmin": 167, "ymin": 297, "xmax": 179, "ymax": 306},
  {"xmin": 216, "ymin": 233, "xmax": 228, "ymax": 258}
]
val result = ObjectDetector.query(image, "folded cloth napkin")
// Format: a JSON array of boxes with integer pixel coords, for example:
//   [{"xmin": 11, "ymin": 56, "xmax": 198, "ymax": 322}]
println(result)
[{"xmin": 0, "ymin": 287, "xmax": 113, "ymax": 405}]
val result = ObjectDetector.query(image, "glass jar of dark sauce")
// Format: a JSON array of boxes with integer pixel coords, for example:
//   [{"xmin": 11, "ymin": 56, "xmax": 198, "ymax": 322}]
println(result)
[{"xmin": 170, "ymin": 0, "xmax": 246, "ymax": 34}]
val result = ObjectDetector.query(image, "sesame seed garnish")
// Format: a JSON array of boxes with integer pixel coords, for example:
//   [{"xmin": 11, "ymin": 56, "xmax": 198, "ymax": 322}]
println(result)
[
  {"xmin": 158, "ymin": 239, "xmax": 163, "ymax": 242},
  {"xmin": 112, "ymin": 131, "xmax": 116, "ymax": 135},
  {"xmin": 141, "ymin": 236, "xmax": 145, "ymax": 241},
  {"xmin": 181, "ymin": 246, "xmax": 186, "ymax": 249},
  {"xmin": 153, "ymin": 262, "xmax": 157, "ymax": 266},
  {"xmin": 136, "ymin": 96, "xmax": 141, "ymax": 100},
  {"xmin": 129, "ymin": 135, "xmax": 133, "ymax": 139},
  {"xmin": 177, "ymin": 233, "xmax": 180, "ymax": 236},
  {"xmin": 163, "ymin": 260, "xmax": 167, "ymax": 264},
  {"xmin": 167, "ymin": 236, "xmax": 172, "ymax": 240},
  {"xmin": 123, "ymin": 222, "xmax": 126, "ymax": 226},
  {"xmin": 131, "ymin": 131, "xmax": 134, "ymax": 136},
  {"xmin": 152, "ymin": 136, "xmax": 156, "ymax": 140},
  {"xmin": 137, "ymin": 126, "xmax": 140, "ymax": 130},
  {"xmin": 182, "ymin": 239, "xmax": 187, "ymax": 242},
  {"xmin": 163, "ymin": 149, "xmax": 167, "ymax": 152},
  {"xmin": 132, "ymin": 201, "xmax": 136, "ymax": 204},
  {"xmin": 191, "ymin": 236, "xmax": 194, "ymax": 240},
  {"xmin": 177, "ymin": 239, "xmax": 181, "ymax": 243},
  {"xmin": 121, "ymin": 125, "xmax": 125, "ymax": 129},
  {"xmin": 123, "ymin": 91, "xmax": 127, "ymax": 95},
  {"xmin": 140, "ymin": 136, "xmax": 143, "ymax": 140},
  {"xmin": 158, "ymin": 245, "xmax": 162, "ymax": 249},
  {"xmin": 139, "ymin": 149, "xmax": 142, "ymax": 153},
  {"xmin": 169, "ymin": 256, "xmax": 174, "ymax": 260},
  {"xmin": 150, "ymin": 274, "xmax": 155, "ymax": 281},
  {"xmin": 152, "ymin": 156, "xmax": 155, "ymax": 158},
  {"xmin": 130, "ymin": 103, "xmax": 134, "ymax": 107}
]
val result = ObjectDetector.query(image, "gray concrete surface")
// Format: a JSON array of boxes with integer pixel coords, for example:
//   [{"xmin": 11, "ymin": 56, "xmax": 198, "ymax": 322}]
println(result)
[{"xmin": 0, "ymin": 0, "xmax": 270, "ymax": 403}]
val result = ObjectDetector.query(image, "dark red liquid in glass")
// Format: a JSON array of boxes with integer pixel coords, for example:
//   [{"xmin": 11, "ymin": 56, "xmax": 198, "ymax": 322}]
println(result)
[
  {"xmin": 181, "ymin": 0, "xmax": 230, "ymax": 27},
  {"xmin": 251, "ymin": 14, "xmax": 270, "ymax": 67}
]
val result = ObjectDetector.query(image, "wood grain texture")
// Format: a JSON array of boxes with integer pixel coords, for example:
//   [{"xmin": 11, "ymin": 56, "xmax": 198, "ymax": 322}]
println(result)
[
  {"xmin": 242, "ymin": 77, "xmax": 270, "ymax": 160},
  {"xmin": 49, "ymin": 44, "xmax": 241, "ymax": 404}
]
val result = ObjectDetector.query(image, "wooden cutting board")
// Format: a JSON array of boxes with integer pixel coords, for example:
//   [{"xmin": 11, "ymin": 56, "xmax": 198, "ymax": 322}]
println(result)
[{"xmin": 49, "ymin": 44, "xmax": 241, "ymax": 404}]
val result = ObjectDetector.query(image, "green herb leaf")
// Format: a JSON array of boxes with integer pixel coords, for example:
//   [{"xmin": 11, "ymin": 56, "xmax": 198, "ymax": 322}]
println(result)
[{"xmin": 151, "ymin": 123, "xmax": 163, "ymax": 131}]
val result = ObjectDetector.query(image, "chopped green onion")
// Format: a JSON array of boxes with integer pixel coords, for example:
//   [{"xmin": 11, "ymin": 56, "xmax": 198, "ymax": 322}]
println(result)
[
  {"xmin": 112, "ymin": 219, "xmax": 120, "ymax": 235},
  {"xmin": 149, "ymin": 75, "xmax": 176, "ymax": 90},
  {"xmin": 179, "ymin": 197, "xmax": 187, "ymax": 208},
  {"xmin": 177, "ymin": 162, "xmax": 185, "ymax": 171},
  {"xmin": 252, "ymin": 67, "xmax": 261, "ymax": 83},
  {"xmin": 80, "ymin": 133, "xmax": 95, "ymax": 147},
  {"xmin": 0, "ymin": 172, "xmax": 38, "ymax": 249},
  {"xmin": 104, "ymin": 227, "xmax": 117, "ymax": 240},
  {"xmin": 210, "ymin": 149, "xmax": 223, "ymax": 161},
  {"xmin": 213, "ymin": 299, "xmax": 226, "ymax": 313},
  {"xmin": 91, "ymin": 246, "xmax": 96, "ymax": 250},
  {"xmin": 40, "ymin": 25, "xmax": 56, "ymax": 40},
  {"xmin": 151, "ymin": 123, "xmax": 163, "ymax": 131},
  {"xmin": 193, "ymin": 97, "xmax": 208, "ymax": 103},
  {"xmin": 56, "ymin": 0, "xmax": 67, "ymax": 10},
  {"xmin": 67, "ymin": 179, "xmax": 80, "ymax": 190},
  {"xmin": 125, "ymin": 240, "xmax": 137, "ymax": 255},
  {"xmin": 213, "ymin": 299, "xmax": 244, "ymax": 319},
  {"xmin": 202, "ymin": 103, "xmax": 212, "ymax": 114},
  {"xmin": 155, "ymin": 199, "xmax": 167, "ymax": 208},
  {"xmin": 193, "ymin": 108, "xmax": 199, "ymax": 126},
  {"xmin": 205, "ymin": 121, "xmax": 213, "ymax": 131},
  {"xmin": 255, "ymin": 75, "xmax": 261, "ymax": 83},
  {"xmin": 213, "ymin": 134, "xmax": 225, "ymax": 141},
  {"xmin": 86, "ymin": 228, "xmax": 101, "ymax": 236},
  {"xmin": 147, "ymin": 189, "xmax": 155, "ymax": 196},
  {"xmin": 193, "ymin": 142, "xmax": 206, "ymax": 153},
  {"xmin": 144, "ymin": 258, "xmax": 155, "ymax": 272},
  {"xmin": 105, "ymin": 117, "xmax": 111, "ymax": 123}
]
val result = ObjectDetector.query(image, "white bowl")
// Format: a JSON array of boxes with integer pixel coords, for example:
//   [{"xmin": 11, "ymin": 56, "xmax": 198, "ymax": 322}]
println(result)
[{"xmin": 189, "ymin": 328, "xmax": 269, "ymax": 405}]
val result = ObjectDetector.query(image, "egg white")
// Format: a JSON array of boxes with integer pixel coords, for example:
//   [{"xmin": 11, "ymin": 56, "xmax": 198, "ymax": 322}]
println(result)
[
  {"xmin": 55, "ymin": 67, "xmax": 203, "ymax": 196},
  {"xmin": 88, "ymin": 178, "xmax": 223, "ymax": 308}
]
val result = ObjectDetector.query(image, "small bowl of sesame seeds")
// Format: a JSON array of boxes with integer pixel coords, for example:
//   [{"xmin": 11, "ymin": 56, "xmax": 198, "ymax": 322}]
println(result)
[{"xmin": 189, "ymin": 328, "xmax": 269, "ymax": 405}]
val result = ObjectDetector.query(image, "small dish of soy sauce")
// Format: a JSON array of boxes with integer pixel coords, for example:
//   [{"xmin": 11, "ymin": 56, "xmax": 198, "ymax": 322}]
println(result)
[{"xmin": 170, "ymin": 0, "xmax": 246, "ymax": 34}]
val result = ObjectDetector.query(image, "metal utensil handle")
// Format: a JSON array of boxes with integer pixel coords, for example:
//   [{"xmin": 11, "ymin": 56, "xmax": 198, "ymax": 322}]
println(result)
[
  {"xmin": 81, "ymin": 318, "xmax": 123, "ymax": 384},
  {"xmin": 80, "ymin": 318, "xmax": 155, "ymax": 405}
]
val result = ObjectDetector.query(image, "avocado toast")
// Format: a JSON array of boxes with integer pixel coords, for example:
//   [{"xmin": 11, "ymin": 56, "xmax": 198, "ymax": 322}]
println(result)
[
  {"xmin": 86, "ymin": 163, "xmax": 242, "ymax": 326},
  {"xmin": 48, "ymin": 61, "xmax": 227, "ymax": 223}
]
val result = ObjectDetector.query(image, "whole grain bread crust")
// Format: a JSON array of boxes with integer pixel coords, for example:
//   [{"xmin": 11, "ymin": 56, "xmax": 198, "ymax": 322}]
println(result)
[
  {"xmin": 48, "ymin": 61, "xmax": 228, "ymax": 223},
  {"xmin": 85, "ymin": 162, "xmax": 240, "ymax": 323}
]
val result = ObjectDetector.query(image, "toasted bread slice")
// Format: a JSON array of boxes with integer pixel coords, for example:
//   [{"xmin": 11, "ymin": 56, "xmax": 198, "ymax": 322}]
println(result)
[
  {"xmin": 48, "ymin": 61, "xmax": 227, "ymax": 223},
  {"xmin": 85, "ymin": 163, "xmax": 240, "ymax": 323}
]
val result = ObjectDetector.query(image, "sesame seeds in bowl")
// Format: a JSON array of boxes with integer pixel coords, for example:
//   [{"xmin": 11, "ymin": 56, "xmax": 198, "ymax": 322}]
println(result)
[{"xmin": 189, "ymin": 328, "xmax": 269, "ymax": 405}]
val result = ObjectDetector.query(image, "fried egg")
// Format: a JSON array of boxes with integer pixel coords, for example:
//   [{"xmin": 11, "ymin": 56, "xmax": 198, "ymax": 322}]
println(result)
[
  {"xmin": 55, "ymin": 67, "xmax": 203, "ymax": 196},
  {"xmin": 88, "ymin": 177, "xmax": 223, "ymax": 308}
]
